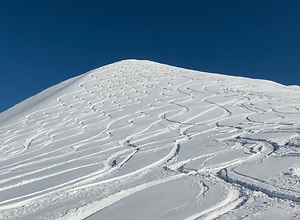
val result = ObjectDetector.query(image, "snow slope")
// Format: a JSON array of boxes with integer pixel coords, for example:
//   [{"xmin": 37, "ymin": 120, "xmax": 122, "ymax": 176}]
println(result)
[{"xmin": 0, "ymin": 60, "xmax": 300, "ymax": 219}]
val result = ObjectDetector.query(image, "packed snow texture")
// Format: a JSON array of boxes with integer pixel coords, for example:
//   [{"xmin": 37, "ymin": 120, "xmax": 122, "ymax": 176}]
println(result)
[{"xmin": 0, "ymin": 60, "xmax": 300, "ymax": 219}]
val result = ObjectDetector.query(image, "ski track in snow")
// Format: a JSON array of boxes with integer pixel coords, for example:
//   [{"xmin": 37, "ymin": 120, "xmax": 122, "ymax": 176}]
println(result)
[{"xmin": 0, "ymin": 60, "xmax": 300, "ymax": 219}]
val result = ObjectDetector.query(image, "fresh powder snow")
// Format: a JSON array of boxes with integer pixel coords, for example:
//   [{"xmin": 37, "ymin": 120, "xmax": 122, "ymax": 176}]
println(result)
[{"xmin": 0, "ymin": 60, "xmax": 300, "ymax": 219}]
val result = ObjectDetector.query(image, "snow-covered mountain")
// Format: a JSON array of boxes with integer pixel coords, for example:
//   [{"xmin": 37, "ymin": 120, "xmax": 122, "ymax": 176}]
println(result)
[{"xmin": 1, "ymin": 60, "xmax": 300, "ymax": 219}]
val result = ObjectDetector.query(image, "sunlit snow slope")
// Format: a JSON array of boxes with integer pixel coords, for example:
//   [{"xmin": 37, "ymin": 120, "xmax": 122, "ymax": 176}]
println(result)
[{"xmin": 1, "ymin": 60, "xmax": 300, "ymax": 219}]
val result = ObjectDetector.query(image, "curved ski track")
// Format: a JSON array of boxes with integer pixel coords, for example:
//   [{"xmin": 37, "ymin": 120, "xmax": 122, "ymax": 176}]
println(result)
[{"xmin": 0, "ymin": 60, "xmax": 300, "ymax": 219}]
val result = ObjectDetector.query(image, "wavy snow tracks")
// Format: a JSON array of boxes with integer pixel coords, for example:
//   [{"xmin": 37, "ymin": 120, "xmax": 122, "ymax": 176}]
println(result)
[{"xmin": 0, "ymin": 60, "xmax": 300, "ymax": 219}]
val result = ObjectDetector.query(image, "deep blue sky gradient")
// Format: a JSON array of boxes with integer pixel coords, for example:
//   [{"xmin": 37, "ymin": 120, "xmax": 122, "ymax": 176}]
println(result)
[{"xmin": 1, "ymin": 0, "xmax": 300, "ymax": 113}]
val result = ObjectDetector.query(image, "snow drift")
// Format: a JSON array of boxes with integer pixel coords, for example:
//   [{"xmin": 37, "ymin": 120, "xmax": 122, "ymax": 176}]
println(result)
[{"xmin": 0, "ymin": 60, "xmax": 300, "ymax": 219}]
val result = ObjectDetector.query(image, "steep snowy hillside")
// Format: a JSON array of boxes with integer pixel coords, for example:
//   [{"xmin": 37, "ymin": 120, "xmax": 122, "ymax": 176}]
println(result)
[{"xmin": 0, "ymin": 60, "xmax": 300, "ymax": 219}]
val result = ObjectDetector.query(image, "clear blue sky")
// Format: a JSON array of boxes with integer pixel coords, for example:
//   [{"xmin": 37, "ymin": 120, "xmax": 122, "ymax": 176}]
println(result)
[{"xmin": 1, "ymin": 0, "xmax": 300, "ymax": 113}]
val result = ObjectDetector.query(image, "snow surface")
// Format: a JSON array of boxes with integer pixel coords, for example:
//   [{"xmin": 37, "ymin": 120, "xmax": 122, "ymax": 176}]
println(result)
[{"xmin": 0, "ymin": 60, "xmax": 300, "ymax": 219}]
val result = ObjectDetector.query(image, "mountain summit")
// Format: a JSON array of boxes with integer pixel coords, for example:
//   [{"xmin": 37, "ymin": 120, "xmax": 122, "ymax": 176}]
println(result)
[{"xmin": 1, "ymin": 60, "xmax": 300, "ymax": 219}]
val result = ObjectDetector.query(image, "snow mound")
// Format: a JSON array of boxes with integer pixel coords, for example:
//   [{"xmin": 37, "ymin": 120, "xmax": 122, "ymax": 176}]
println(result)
[
  {"xmin": 290, "ymin": 166, "xmax": 300, "ymax": 177},
  {"xmin": 0, "ymin": 60, "xmax": 300, "ymax": 219}
]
